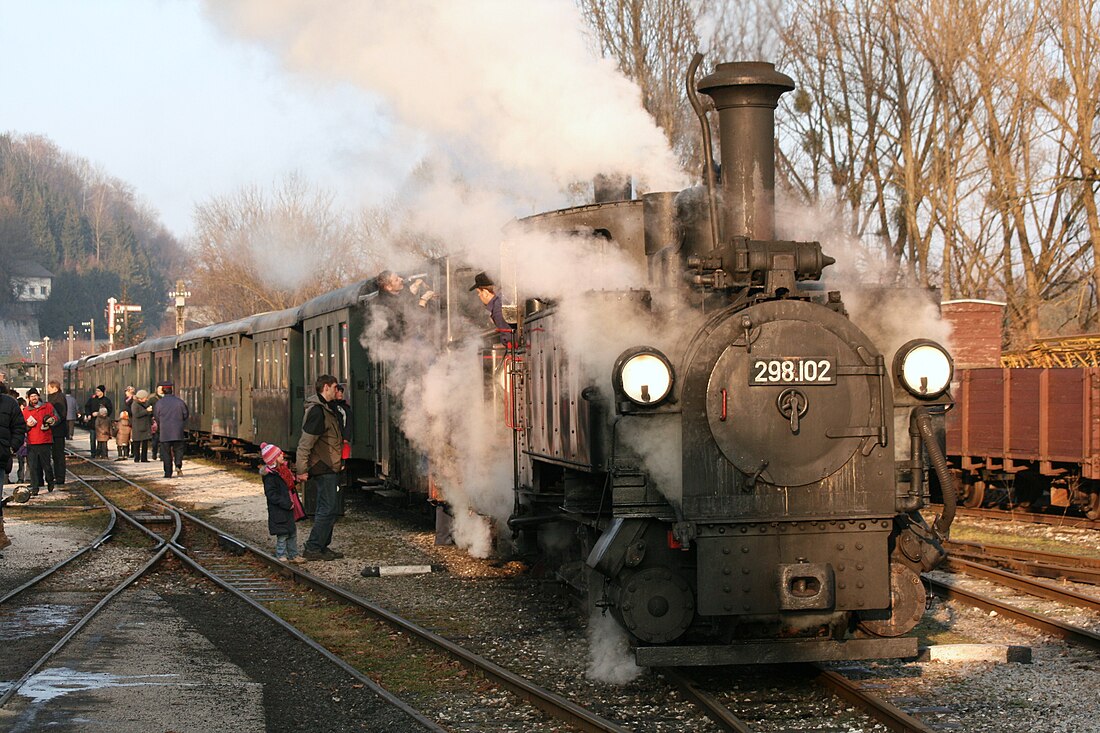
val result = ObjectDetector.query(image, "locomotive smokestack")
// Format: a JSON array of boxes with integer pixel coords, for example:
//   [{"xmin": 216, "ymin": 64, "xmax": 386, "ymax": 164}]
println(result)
[{"xmin": 697, "ymin": 62, "xmax": 794, "ymax": 242}]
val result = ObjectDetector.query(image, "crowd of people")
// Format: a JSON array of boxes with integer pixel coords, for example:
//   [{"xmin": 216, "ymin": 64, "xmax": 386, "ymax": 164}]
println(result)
[{"xmin": 2, "ymin": 270, "xmax": 514, "ymax": 564}]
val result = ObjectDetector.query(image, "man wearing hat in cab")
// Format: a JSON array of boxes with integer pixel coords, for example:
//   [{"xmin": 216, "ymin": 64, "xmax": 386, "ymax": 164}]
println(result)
[
  {"xmin": 470, "ymin": 272, "xmax": 512, "ymax": 345},
  {"xmin": 22, "ymin": 388, "xmax": 58, "ymax": 495},
  {"xmin": 153, "ymin": 381, "xmax": 189, "ymax": 478}
]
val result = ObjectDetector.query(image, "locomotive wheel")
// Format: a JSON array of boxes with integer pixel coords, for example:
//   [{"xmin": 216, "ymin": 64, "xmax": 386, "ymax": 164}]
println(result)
[
  {"xmin": 856, "ymin": 563, "xmax": 925, "ymax": 638},
  {"xmin": 616, "ymin": 567, "xmax": 695, "ymax": 644},
  {"xmin": 962, "ymin": 480, "xmax": 986, "ymax": 508}
]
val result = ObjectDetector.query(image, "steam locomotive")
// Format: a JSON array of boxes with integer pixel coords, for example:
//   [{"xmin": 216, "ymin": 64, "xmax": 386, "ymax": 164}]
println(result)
[
  {"xmin": 64, "ymin": 58, "xmax": 958, "ymax": 666},
  {"xmin": 504, "ymin": 59, "xmax": 958, "ymax": 665}
]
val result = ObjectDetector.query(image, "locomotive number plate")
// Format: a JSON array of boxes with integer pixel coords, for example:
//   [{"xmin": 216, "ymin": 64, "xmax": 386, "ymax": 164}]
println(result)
[{"xmin": 749, "ymin": 357, "xmax": 836, "ymax": 385}]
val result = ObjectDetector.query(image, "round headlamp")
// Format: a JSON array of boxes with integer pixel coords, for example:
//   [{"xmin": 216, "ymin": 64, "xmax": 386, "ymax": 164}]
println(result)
[
  {"xmin": 614, "ymin": 347, "xmax": 673, "ymax": 406},
  {"xmin": 893, "ymin": 339, "xmax": 953, "ymax": 398}
]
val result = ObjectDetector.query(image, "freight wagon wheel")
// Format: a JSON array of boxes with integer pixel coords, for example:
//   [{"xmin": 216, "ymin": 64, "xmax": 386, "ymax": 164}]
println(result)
[
  {"xmin": 1087, "ymin": 492, "xmax": 1100, "ymax": 521},
  {"xmin": 962, "ymin": 480, "xmax": 986, "ymax": 508},
  {"xmin": 855, "ymin": 564, "xmax": 925, "ymax": 638}
]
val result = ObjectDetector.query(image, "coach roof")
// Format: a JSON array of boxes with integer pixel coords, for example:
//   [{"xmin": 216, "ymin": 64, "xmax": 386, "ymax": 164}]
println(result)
[
  {"xmin": 299, "ymin": 279, "xmax": 373, "ymax": 320},
  {"xmin": 134, "ymin": 335, "xmax": 179, "ymax": 355},
  {"xmin": 248, "ymin": 306, "xmax": 302, "ymax": 335}
]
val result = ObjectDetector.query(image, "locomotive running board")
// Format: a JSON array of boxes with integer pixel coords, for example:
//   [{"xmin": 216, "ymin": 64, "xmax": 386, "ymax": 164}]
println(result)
[{"xmin": 634, "ymin": 637, "xmax": 918, "ymax": 666}]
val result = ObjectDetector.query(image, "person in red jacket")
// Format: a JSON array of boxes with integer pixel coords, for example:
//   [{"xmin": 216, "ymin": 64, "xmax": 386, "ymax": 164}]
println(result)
[{"xmin": 22, "ymin": 387, "xmax": 57, "ymax": 495}]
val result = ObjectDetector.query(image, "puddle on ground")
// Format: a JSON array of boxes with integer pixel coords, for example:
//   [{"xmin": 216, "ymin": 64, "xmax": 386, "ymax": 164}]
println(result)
[
  {"xmin": 0, "ymin": 604, "xmax": 81, "ymax": 640},
  {"xmin": 15, "ymin": 667, "xmax": 185, "ymax": 702}
]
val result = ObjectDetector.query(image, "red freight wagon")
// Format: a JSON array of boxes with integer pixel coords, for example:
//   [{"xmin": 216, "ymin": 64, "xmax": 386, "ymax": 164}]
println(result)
[{"xmin": 946, "ymin": 367, "xmax": 1100, "ymax": 515}]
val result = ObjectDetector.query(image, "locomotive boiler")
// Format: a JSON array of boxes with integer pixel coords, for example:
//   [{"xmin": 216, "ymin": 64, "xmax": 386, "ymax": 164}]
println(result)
[{"xmin": 508, "ymin": 59, "xmax": 958, "ymax": 665}]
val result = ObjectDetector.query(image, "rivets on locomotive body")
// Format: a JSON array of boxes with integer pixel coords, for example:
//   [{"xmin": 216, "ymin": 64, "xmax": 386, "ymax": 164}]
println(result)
[
  {"xmin": 742, "ymin": 587, "xmax": 750, "ymax": 593},
  {"xmin": 856, "ymin": 581, "xmax": 864, "ymax": 589},
  {"xmin": 837, "ymin": 544, "xmax": 845, "ymax": 551},
  {"xmin": 740, "ymin": 526, "xmax": 748, "ymax": 533},
  {"xmin": 719, "ymin": 527, "xmax": 726, "ymax": 534},
  {"xmin": 742, "ymin": 568, "xmax": 750, "ymax": 575},
  {"xmin": 723, "ymin": 547, "xmax": 731, "ymax": 555},
  {"xmin": 723, "ymin": 585, "xmax": 731, "ymax": 593},
  {"xmin": 741, "ymin": 546, "xmax": 750, "ymax": 553},
  {"xmin": 837, "ymin": 564, "xmax": 845, "ymax": 572},
  {"xmin": 838, "ymin": 582, "xmax": 847, "ymax": 589},
  {"xmin": 882, "ymin": 521, "xmax": 890, "ymax": 529},
  {"xmin": 859, "ymin": 522, "xmax": 866, "ymax": 530},
  {"xmin": 856, "ymin": 563, "xmax": 864, "ymax": 571},
  {"xmin": 723, "ymin": 567, "xmax": 732, "ymax": 575},
  {"xmin": 856, "ymin": 543, "xmax": 864, "ymax": 551},
  {"xmin": 725, "ymin": 604, "xmax": 733, "ymax": 612}
]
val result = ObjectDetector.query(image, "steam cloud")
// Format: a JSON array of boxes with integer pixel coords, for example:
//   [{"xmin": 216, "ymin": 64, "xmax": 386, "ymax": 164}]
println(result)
[
  {"xmin": 204, "ymin": 0, "xmax": 685, "ymax": 195},
  {"xmin": 586, "ymin": 609, "xmax": 643, "ymax": 684}
]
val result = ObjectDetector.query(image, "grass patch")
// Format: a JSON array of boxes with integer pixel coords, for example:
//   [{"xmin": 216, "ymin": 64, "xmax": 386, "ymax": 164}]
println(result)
[
  {"xmin": 271, "ymin": 593, "xmax": 478, "ymax": 698},
  {"xmin": 951, "ymin": 524, "xmax": 1100, "ymax": 560}
]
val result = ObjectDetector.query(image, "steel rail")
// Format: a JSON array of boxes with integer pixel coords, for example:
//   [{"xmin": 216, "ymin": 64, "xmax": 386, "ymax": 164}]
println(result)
[
  {"xmin": 72, "ymin": 455, "xmax": 631, "ymax": 733},
  {"xmin": 659, "ymin": 668, "xmax": 753, "ymax": 732},
  {"xmin": 926, "ymin": 576, "xmax": 1100, "ymax": 650},
  {"xmin": 941, "ymin": 504, "xmax": 1100, "ymax": 531},
  {"xmin": 808, "ymin": 665, "xmax": 940, "ymax": 733},
  {"xmin": 947, "ymin": 540, "xmax": 1100, "ymax": 585},
  {"xmin": 947, "ymin": 539, "xmax": 1100, "ymax": 569},
  {"xmin": 64, "ymin": 461, "xmax": 444, "ymax": 732},
  {"xmin": 942, "ymin": 557, "xmax": 1100, "ymax": 613},
  {"xmin": 0, "ymin": 474, "xmax": 175, "ymax": 708},
  {"xmin": 0, "ymin": 478, "xmax": 117, "ymax": 605}
]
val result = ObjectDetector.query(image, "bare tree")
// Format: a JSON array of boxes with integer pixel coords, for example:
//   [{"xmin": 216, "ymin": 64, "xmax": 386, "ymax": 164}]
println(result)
[
  {"xmin": 1031, "ymin": 0, "xmax": 1100, "ymax": 327},
  {"xmin": 190, "ymin": 175, "xmax": 362, "ymax": 322}
]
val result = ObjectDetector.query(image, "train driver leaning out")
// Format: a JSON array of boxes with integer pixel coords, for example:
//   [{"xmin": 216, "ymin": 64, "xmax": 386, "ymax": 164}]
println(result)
[{"xmin": 470, "ymin": 272, "xmax": 512, "ymax": 346}]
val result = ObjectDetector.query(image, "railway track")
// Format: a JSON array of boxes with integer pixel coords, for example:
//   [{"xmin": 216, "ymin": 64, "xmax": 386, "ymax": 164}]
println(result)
[
  {"xmin": 662, "ymin": 664, "xmax": 941, "ymax": 733},
  {"xmin": 0, "ymin": 460, "xmax": 440, "ymax": 731},
  {"xmin": 938, "ymin": 504, "xmax": 1100, "ymax": 531},
  {"xmin": 64, "ymin": 454, "xmax": 635, "ymax": 733},
  {"xmin": 946, "ymin": 539, "xmax": 1100, "ymax": 585},
  {"xmin": 930, "ymin": 537, "xmax": 1100, "ymax": 653}
]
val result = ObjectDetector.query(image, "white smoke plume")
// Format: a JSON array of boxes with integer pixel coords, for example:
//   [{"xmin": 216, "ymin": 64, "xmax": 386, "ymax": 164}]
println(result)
[
  {"xmin": 774, "ymin": 193, "xmax": 953, "ymax": 360},
  {"xmin": 586, "ymin": 609, "xmax": 644, "ymax": 684},
  {"xmin": 204, "ymin": 0, "xmax": 685, "ymax": 196}
]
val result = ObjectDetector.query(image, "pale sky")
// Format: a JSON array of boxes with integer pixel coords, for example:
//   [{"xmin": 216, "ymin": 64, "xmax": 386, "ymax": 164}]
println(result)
[{"xmin": 0, "ymin": 0, "xmax": 415, "ymax": 241}]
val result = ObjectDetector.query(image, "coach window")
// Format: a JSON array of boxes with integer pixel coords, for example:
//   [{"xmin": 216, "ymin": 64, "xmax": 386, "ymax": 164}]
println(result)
[
  {"xmin": 324, "ymin": 324, "xmax": 332, "ymax": 376},
  {"xmin": 340, "ymin": 322, "xmax": 348, "ymax": 382},
  {"xmin": 281, "ymin": 338, "xmax": 288, "ymax": 389}
]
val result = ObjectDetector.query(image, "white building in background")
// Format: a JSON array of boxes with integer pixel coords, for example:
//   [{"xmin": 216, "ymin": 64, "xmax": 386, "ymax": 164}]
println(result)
[{"xmin": 10, "ymin": 261, "xmax": 53, "ymax": 302}]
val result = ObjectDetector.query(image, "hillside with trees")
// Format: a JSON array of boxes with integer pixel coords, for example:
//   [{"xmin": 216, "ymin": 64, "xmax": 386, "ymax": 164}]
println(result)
[{"xmin": 0, "ymin": 133, "xmax": 184, "ymax": 343}]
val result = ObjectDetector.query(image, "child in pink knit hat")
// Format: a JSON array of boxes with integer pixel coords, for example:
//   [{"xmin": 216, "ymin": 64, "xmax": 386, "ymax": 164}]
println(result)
[{"xmin": 260, "ymin": 443, "xmax": 306, "ymax": 563}]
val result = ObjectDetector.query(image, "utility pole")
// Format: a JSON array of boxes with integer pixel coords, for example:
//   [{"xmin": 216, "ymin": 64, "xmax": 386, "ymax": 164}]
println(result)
[
  {"xmin": 82, "ymin": 319, "xmax": 95, "ymax": 354},
  {"xmin": 170, "ymin": 280, "xmax": 191, "ymax": 335},
  {"xmin": 67, "ymin": 325, "xmax": 75, "ymax": 362},
  {"xmin": 43, "ymin": 336, "xmax": 49, "ymax": 386}
]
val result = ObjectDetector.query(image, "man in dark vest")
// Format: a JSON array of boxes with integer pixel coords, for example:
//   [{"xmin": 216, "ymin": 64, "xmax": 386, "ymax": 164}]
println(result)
[{"xmin": 296, "ymin": 374, "xmax": 344, "ymax": 561}]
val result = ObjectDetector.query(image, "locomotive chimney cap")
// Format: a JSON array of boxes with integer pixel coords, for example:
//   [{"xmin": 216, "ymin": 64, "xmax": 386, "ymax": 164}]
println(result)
[{"xmin": 698, "ymin": 61, "xmax": 795, "ymax": 108}]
